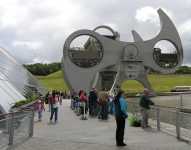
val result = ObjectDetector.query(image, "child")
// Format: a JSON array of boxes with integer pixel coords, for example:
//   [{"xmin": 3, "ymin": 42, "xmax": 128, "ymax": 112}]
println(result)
[{"xmin": 35, "ymin": 97, "xmax": 45, "ymax": 121}]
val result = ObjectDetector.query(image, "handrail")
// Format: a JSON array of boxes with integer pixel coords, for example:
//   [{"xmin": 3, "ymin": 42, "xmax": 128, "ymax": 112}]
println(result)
[
  {"xmin": 0, "ymin": 108, "xmax": 34, "ymax": 148},
  {"xmin": 127, "ymin": 100, "xmax": 191, "ymax": 142},
  {"xmin": 127, "ymin": 100, "xmax": 191, "ymax": 110},
  {"xmin": 0, "ymin": 107, "xmax": 33, "ymax": 118}
]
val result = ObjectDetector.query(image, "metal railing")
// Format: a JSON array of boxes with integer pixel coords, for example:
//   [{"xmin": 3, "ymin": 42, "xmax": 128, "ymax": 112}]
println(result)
[
  {"xmin": 0, "ymin": 109, "xmax": 34, "ymax": 149},
  {"xmin": 127, "ymin": 101, "xmax": 191, "ymax": 142}
]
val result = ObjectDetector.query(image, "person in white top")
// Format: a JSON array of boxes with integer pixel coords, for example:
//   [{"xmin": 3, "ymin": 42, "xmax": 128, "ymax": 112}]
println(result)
[{"xmin": 50, "ymin": 91, "xmax": 59, "ymax": 123}]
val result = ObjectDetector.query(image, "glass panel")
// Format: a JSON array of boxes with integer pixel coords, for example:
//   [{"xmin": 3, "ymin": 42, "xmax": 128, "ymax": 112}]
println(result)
[
  {"xmin": 0, "ymin": 48, "xmax": 46, "ymax": 99},
  {"xmin": 0, "ymin": 79, "xmax": 25, "ymax": 113}
]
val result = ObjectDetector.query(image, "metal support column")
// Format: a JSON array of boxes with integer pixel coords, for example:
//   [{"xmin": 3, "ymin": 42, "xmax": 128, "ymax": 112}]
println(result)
[
  {"xmin": 8, "ymin": 113, "xmax": 14, "ymax": 145},
  {"xmin": 29, "ymin": 110, "xmax": 35, "ymax": 137},
  {"xmin": 176, "ymin": 108, "xmax": 181, "ymax": 139},
  {"xmin": 156, "ymin": 107, "xmax": 160, "ymax": 131}
]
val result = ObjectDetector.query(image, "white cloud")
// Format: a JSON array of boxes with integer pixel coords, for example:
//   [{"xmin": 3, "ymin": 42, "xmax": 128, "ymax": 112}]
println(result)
[
  {"xmin": 179, "ymin": 20, "xmax": 191, "ymax": 35},
  {"xmin": 135, "ymin": 6, "xmax": 173, "ymax": 25},
  {"xmin": 31, "ymin": 57, "xmax": 51, "ymax": 64},
  {"xmin": 0, "ymin": 0, "xmax": 29, "ymax": 28},
  {"xmin": 135, "ymin": 6, "xmax": 159, "ymax": 24},
  {"xmin": 12, "ymin": 41, "xmax": 43, "ymax": 50}
]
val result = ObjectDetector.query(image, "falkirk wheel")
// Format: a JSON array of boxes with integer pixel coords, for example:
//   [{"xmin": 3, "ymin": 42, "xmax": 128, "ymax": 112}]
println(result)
[{"xmin": 62, "ymin": 9, "xmax": 183, "ymax": 94}]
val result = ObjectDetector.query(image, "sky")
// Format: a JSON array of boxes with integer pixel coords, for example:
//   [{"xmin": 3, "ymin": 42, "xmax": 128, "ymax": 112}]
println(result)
[{"xmin": 0, "ymin": 0, "xmax": 191, "ymax": 65}]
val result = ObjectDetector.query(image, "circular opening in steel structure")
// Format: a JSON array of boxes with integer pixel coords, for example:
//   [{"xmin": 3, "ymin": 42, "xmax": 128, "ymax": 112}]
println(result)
[
  {"xmin": 153, "ymin": 40, "xmax": 178, "ymax": 69},
  {"xmin": 68, "ymin": 35, "xmax": 104, "ymax": 68}
]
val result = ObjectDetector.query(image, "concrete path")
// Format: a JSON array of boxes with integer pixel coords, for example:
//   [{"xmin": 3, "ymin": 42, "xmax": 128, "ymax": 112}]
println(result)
[{"xmin": 15, "ymin": 100, "xmax": 191, "ymax": 150}]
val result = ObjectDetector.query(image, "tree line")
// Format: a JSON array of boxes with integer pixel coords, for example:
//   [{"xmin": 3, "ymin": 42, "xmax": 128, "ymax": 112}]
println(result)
[
  {"xmin": 24, "ymin": 63, "xmax": 191, "ymax": 76},
  {"xmin": 24, "ymin": 62, "xmax": 61, "ymax": 76},
  {"xmin": 175, "ymin": 66, "xmax": 191, "ymax": 74},
  {"xmin": 150, "ymin": 66, "xmax": 191, "ymax": 74}
]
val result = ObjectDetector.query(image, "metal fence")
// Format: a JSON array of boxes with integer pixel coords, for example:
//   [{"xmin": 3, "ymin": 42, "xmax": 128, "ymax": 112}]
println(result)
[
  {"xmin": 127, "ymin": 101, "xmax": 191, "ymax": 142},
  {"xmin": 0, "ymin": 109, "xmax": 34, "ymax": 149}
]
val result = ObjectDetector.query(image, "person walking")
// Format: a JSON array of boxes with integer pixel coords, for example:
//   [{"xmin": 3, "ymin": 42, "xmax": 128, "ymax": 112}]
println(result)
[
  {"xmin": 139, "ymin": 88, "xmax": 154, "ymax": 128},
  {"xmin": 34, "ymin": 97, "xmax": 45, "ymax": 121},
  {"xmin": 114, "ymin": 90, "xmax": 128, "ymax": 147},
  {"xmin": 50, "ymin": 91, "xmax": 59, "ymax": 123},
  {"xmin": 48, "ymin": 91, "xmax": 53, "ymax": 112}
]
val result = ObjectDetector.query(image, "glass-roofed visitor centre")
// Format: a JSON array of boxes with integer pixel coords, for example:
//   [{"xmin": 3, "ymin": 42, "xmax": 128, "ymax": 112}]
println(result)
[{"xmin": 0, "ymin": 47, "xmax": 46, "ymax": 114}]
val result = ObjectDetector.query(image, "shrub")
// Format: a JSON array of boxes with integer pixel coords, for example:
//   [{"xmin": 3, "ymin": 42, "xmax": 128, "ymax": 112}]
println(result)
[
  {"xmin": 12, "ymin": 93, "xmax": 39, "ymax": 108},
  {"xmin": 128, "ymin": 114, "xmax": 141, "ymax": 127}
]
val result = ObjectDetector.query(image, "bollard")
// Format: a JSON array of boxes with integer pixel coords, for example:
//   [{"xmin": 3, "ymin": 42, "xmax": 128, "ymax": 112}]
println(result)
[
  {"xmin": 176, "ymin": 108, "xmax": 181, "ymax": 140},
  {"xmin": 29, "ymin": 110, "xmax": 35, "ymax": 137},
  {"xmin": 8, "ymin": 113, "xmax": 14, "ymax": 145},
  {"xmin": 156, "ymin": 107, "xmax": 160, "ymax": 131}
]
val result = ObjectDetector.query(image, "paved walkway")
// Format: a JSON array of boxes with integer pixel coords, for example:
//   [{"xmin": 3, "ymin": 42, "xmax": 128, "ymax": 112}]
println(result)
[{"xmin": 15, "ymin": 100, "xmax": 191, "ymax": 150}]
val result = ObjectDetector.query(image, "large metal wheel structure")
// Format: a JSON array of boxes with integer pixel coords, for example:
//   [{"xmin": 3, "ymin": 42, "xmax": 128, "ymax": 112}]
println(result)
[{"xmin": 62, "ymin": 9, "xmax": 183, "ymax": 94}]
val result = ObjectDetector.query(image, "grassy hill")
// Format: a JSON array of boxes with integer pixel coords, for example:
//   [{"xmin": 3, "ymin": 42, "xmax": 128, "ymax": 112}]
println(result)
[
  {"xmin": 122, "ymin": 74, "xmax": 191, "ymax": 93},
  {"xmin": 37, "ymin": 71, "xmax": 68, "ymax": 91},
  {"xmin": 37, "ymin": 70, "xmax": 191, "ymax": 93}
]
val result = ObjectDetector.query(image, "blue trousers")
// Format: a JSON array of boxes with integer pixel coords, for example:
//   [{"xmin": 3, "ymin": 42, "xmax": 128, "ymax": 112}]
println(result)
[
  {"xmin": 38, "ymin": 111, "xmax": 42, "ymax": 121},
  {"xmin": 50, "ymin": 107, "xmax": 58, "ymax": 122}
]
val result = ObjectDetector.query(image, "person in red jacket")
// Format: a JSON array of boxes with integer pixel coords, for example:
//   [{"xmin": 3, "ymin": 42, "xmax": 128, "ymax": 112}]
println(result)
[{"xmin": 79, "ymin": 90, "xmax": 88, "ymax": 120}]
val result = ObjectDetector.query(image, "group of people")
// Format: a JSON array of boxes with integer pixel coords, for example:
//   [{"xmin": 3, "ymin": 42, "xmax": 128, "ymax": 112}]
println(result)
[
  {"xmin": 34, "ymin": 90, "xmax": 66, "ymax": 123},
  {"xmin": 70, "ymin": 88, "xmax": 114, "ymax": 120},
  {"xmin": 70, "ymin": 88, "xmax": 154, "ymax": 147},
  {"xmin": 34, "ymin": 87, "xmax": 154, "ymax": 147}
]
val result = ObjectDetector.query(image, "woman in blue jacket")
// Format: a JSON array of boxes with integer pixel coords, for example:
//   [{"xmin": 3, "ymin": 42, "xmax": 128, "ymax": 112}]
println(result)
[{"xmin": 114, "ymin": 90, "xmax": 128, "ymax": 147}]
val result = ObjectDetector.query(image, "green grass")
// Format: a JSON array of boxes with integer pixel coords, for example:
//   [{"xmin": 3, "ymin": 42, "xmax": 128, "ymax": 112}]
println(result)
[
  {"xmin": 122, "ymin": 74, "xmax": 191, "ymax": 93},
  {"xmin": 37, "ymin": 71, "xmax": 69, "ymax": 91},
  {"xmin": 37, "ymin": 71, "xmax": 191, "ymax": 93}
]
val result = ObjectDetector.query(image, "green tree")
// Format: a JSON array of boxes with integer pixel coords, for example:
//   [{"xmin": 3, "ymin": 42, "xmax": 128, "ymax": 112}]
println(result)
[{"xmin": 24, "ymin": 62, "xmax": 61, "ymax": 76}]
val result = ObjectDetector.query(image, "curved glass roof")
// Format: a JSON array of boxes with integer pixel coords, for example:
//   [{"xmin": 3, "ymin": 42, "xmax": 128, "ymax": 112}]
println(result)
[
  {"xmin": 0, "ymin": 47, "xmax": 46, "ymax": 113},
  {"xmin": 0, "ymin": 72, "xmax": 25, "ymax": 113},
  {"xmin": 0, "ymin": 48, "xmax": 46, "ymax": 96}
]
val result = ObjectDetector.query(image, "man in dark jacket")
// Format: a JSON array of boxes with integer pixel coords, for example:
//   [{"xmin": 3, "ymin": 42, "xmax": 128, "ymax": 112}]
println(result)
[
  {"xmin": 88, "ymin": 88, "xmax": 98, "ymax": 117},
  {"xmin": 114, "ymin": 90, "xmax": 128, "ymax": 147},
  {"xmin": 139, "ymin": 89, "xmax": 154, "ymax": 128}
]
